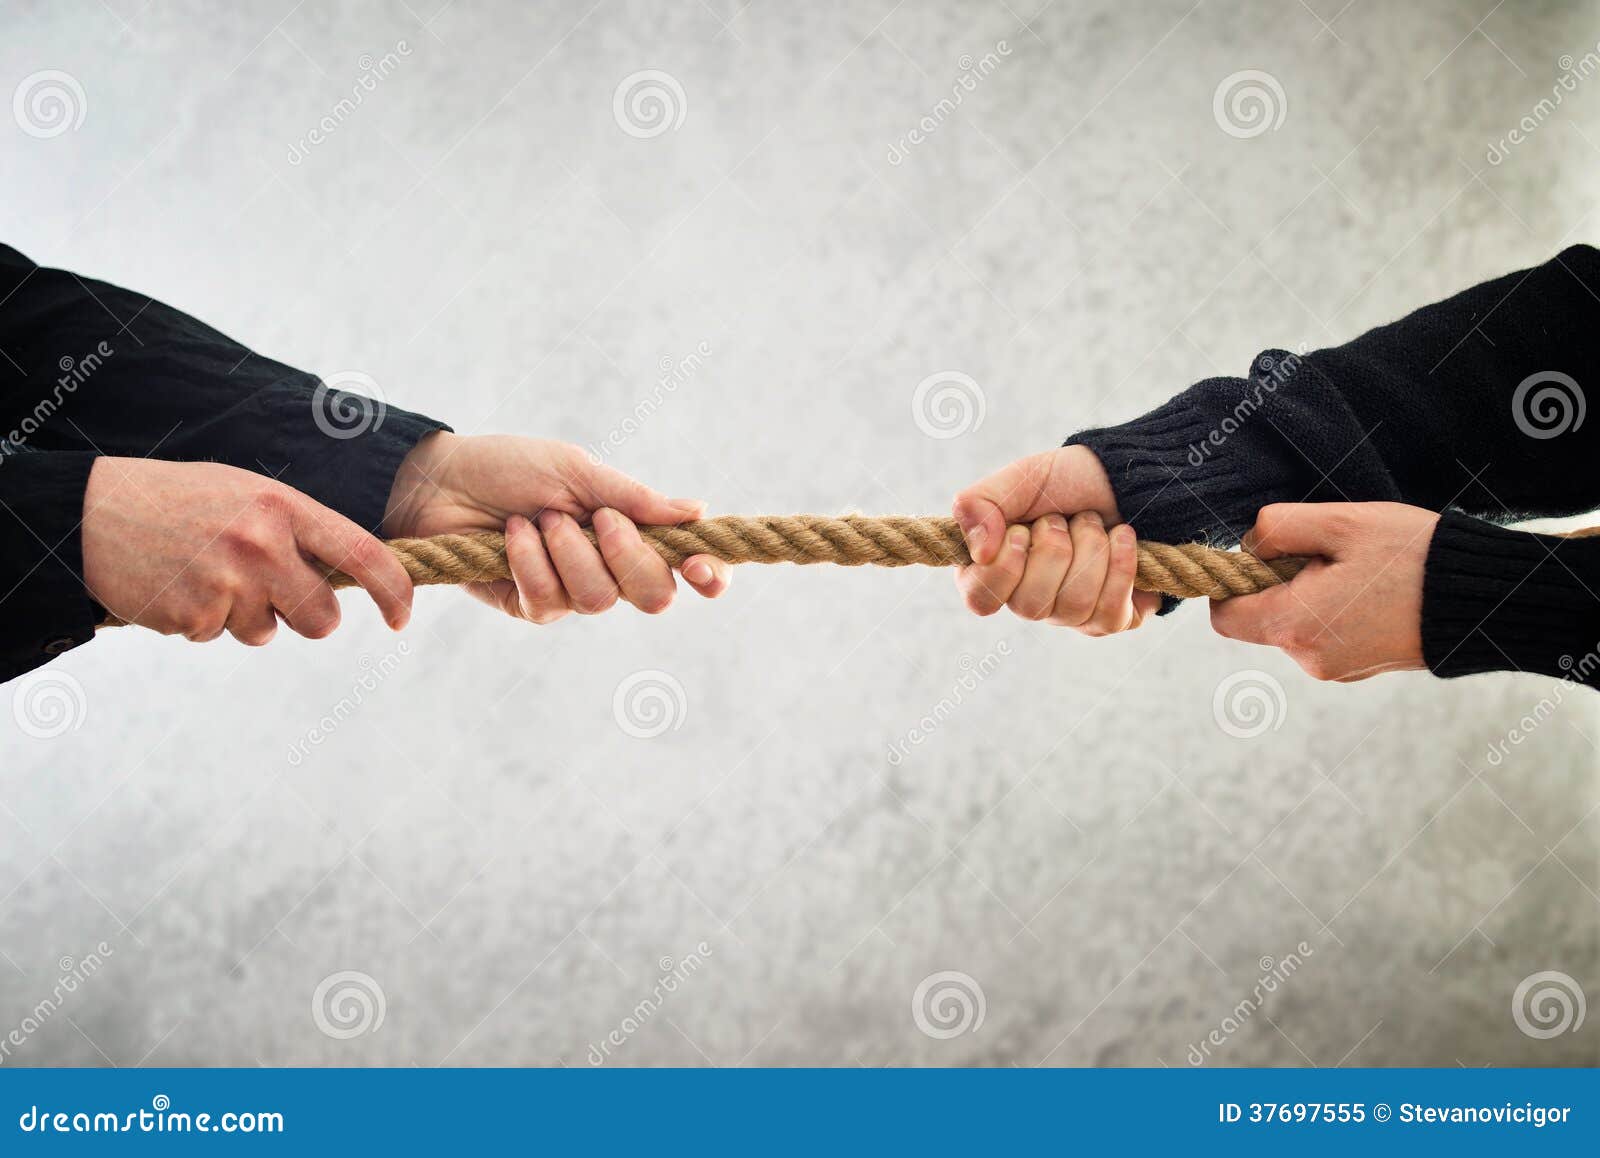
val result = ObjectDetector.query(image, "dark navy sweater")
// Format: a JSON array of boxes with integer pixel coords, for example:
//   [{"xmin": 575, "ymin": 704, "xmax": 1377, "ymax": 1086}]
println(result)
[
  {"xmin": 1068, "ymin": 244, "xmax": 1600, "ymax": 686},
  {"xmin": 0, "ymin": 244, "xmax": 444, "ymax": 682}
]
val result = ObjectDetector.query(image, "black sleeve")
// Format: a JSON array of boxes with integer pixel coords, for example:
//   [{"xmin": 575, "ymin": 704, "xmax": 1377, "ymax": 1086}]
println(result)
[
  {"xmin": 0, "ymin": 243, "xmax": 450, "ymax": 682},
  {"xmin": 1067, "ymin": 243, "xmax": 1600, "ymax": 546},
  {"xmin": 0, "ymin": 451, "xmax": 102, "ymax": 675},
  {"xmin": 1422, "ymin": 512, "xmax": 1600, "ymax": 687},
  {"xmin": 1065, "ymin": 244, "xmax": 1600, "ymax": 684}
]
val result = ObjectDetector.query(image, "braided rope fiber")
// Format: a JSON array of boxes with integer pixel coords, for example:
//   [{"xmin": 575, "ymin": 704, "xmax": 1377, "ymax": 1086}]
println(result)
[
  {"xmin": 96, "ymin": 511, "xmax": 1299, "ymax": 623},
  {"xmin": 99, "ymin": 516, "xmax": 1303, "ymax": 629},
  {"xmin": 355, "ymin": 515, "xmax": 1304, "ymax": 600}
]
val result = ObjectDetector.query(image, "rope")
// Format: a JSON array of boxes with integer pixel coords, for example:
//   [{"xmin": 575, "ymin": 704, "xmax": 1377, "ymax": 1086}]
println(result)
[
  {"xmin": 362, "ymin": 516, "xmax": 1303, "ymax": 599},
  {"xmin": 98, "ymin": 516, "xmax": 1304, "ymax": 628}
]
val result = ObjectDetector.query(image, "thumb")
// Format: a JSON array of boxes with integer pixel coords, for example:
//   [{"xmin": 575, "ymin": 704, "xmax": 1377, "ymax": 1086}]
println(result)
[
  {"xmin": 951, "ymin": 452, "xmax": 1055, "ymax": 565},
  {"xmin": 1209, "ymin": 582, "xmax": 1301, "ymax": 646},
  {"xmin": 575, "ymin": 460, "xmax": 704, "ymax": 526},
  {"xmin": 1241, "ymin": 503, "xmax": 1351, "ymax": 561}
]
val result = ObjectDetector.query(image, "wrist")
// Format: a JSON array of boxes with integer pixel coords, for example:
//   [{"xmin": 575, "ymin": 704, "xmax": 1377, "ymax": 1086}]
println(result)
[
  {"xmin": 384, "ymin": 429, "xmax": 460, "ymax": 537},
  {"xmin": 1058, "ymin": 444, "xmax": 1122, "ymax": 524}
]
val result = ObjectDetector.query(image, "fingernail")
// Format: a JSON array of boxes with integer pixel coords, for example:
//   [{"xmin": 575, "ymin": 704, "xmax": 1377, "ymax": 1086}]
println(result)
[
  {"xmin": 684, "ymin": 559, "xmax": 712, "ymax": 584},
  {"xmin": 537, "ymin": 510, "xmax": 561, "ymax": 534},
  {"xmin": 672, "ymin": 498, "xmax": 706, "ymax": 518},
  {"xmin": 593, "ymin": 508, "xmax": 617, "ymax": 537},
  {"xmin": 1085, "ymin": 511, "xmax": 1103, "ymax": 528},
  {"xmin": 966, "ymin": 523, "xmax": 987, "ymax": 559},
  {"xmin": 1044, "ymin": 514, "xmax": 1069, "ymax": 534},
  {"xmin": 1007, "ymin": 526, "xmax": 1029, "ymax": 551},
  {"xmin": 506, "ymin": 514, "xmax": 528, "ymax": 538}
]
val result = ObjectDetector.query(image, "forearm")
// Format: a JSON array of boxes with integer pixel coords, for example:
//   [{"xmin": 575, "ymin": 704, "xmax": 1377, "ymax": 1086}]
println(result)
[
  {"xmin": 1068, "ymin": 244, "xmax": 1600, "ymax": 546},
  {"xmin": 1066, "ymin": 347, "xmax": 1401, "ymax": 548},
  {"xmin": 0, "ymin": 244, "xmax": 448, "ymax": 531},
  {"xmin": 1313, "ymin": 243, "xmax": 1600, "ymax": 519}
]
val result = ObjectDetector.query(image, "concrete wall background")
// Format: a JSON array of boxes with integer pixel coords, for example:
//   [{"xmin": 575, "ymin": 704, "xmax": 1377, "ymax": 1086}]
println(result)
[{"xmin": 1, "ymin": 0, "xmax": 1597, "ymax": 1066}]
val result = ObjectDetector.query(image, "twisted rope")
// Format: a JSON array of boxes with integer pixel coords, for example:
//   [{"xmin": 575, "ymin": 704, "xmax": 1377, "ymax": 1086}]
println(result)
[
  {"xmin": 99, "ymin": 516, "xmax": 1303, "ymax": 628},
  {"xmin": 353, "ymin": 515, "xmax": 1304, "ymax": 600}
]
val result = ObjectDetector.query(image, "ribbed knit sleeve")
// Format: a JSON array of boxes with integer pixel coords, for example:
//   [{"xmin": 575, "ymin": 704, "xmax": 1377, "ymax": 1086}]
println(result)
[{"xmin": 1422, "ymin": 511, "xmax": 1600, "ymax": 686}]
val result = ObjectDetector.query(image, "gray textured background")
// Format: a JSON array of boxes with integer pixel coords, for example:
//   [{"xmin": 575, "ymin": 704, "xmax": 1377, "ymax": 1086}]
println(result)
[{"xmin": 2, "ymin": 0, "xmax": 1598, "ymax": 1067}]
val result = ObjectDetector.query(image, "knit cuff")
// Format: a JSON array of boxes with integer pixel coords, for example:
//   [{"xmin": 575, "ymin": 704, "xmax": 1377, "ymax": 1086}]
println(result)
[
  {"xmin": 0, "ymin": 450, "xmax": 102, "ymax": 680},
  {"xmin": 1066, "ymin": 353, "xmax": 1321, "ymax": 547},
  {"xmin": 1422, "ymin": 510, "xmax": 1600, "ymax": 684}
]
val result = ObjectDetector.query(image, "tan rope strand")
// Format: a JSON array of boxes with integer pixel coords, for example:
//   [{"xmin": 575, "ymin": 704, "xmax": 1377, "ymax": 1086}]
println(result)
[
  {"xmin": 361, "ymin": 516, "xmax": 1304, "ymax": 597},
  {"xmin": 97, "ymin": 516, "xmax": 1304, "ymax": 628}
]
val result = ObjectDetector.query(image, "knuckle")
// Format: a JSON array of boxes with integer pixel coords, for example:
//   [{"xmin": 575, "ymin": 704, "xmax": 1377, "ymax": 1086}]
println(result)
[
  {"xmin": 964, "ymin": 591, "xmax": 999, "ymax": 616},
  {"xmin": 1054, "ymin": 587, "xmax": 1096, "ymax": 625},
  {"xmin": 224, "ymin": 518, "xmax": 276, "ymax": 558},
  {"xmin": 297, "ymin": 605, "xmax": 341, "ymax": 639},
  {"xmin": 184, "ymin": 614, "xmax": 227, "ymax": 643},
  {"xmin": 1324, "ymin": 508, "xmax": 1359, "ymax": 538},
  {"xmin": 573, "ymin": 589, "xmax": 618, "ymax": 615},
  {"xmin": 1297, "ymin": 653, "xmax": 1338, "ymax": 681},
  {"xmin": 520, "ymin": 577, "xmax": 561, "ymax": 608},
  {"xmin": 1008, "ymin": 592, "xmax": 1052, "ymax": 621},
  {"xmin": 1270, "ymin": 621, "xmax": 1312, "ymax": 651},
  {"xmin": 635, "ymin": 589, "xmax": 674, "ymax": 615},
  {"xmin": 347, "ymin": 534, "xmax": 387, "ymax": 571},
  {"xmin": 1031, "ymin": 521, "xmax": 1072, "ymax": 558},
  {"xmin": 250, "ymin": 487, "xmax": 293, "ymax": 520},
  {"xmin": 1252, "ymin": 505, "xmax": 1289, "ymax": 540}
]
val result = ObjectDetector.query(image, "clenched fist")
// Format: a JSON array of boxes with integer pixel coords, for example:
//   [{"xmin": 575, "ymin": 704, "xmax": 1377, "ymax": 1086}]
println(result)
[{"xmin": 951, "ymin": 444, "xmax": 1162, "ymax": 634}]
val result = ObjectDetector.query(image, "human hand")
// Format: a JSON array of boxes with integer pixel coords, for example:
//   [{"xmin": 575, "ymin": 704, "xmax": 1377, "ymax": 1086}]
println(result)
[
  {"xmin": 82, "ymin": 457, "xmax": 413, "ymax": 643},
  {"xmin": 382, "ymin": 432, "xmax": 731, "ymax": 623},
  {"xmin": 1209, "ymin": 502, "xmax": 1437, "ymax": 681},
  {"xmin": 950, "ymin": 444, "xmax": 1162, "ymax": 633}
]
